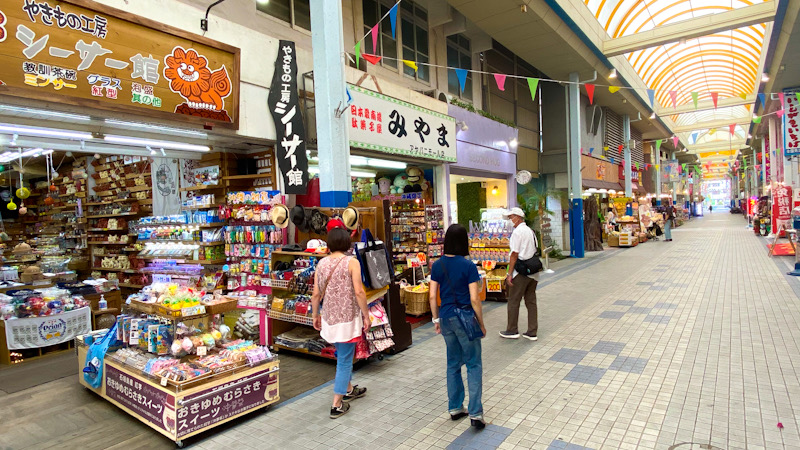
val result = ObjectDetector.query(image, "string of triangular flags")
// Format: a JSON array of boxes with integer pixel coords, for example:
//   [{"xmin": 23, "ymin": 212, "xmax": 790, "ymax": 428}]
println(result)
[{"xmin": 579, "ymin": 146, "xmax": 710, "ymax": 175}]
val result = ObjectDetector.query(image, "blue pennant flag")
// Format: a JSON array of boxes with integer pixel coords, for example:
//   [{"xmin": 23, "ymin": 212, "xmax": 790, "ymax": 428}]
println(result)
[
  {"xmin": 346, "ymin": 86, "xmax": 352, "ymax": 105},
  {"xmin": 758, "ymin": 92, "xmax": 765, "ymax": 109},
  {"xmin": 647, "ymin": 89, "xmax": 655, "ymax": 108},
  {"xmin": 455, "ymin": 68, "xmax": 468, "ymax": 93},
  {"xmin": 389, "ymin": 3, "xmax": 399, "ymax": 39},
  {"xmin": 610, "ymin": 157, "xmax": 615, "ymax": 164},
  {"xmin": 589, "ymin": 147, "xmax": 594, "ymax": 155}
]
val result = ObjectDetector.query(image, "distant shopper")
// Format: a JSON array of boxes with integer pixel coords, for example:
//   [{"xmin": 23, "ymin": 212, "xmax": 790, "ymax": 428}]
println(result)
[
  {"xmin": 709, "ymin": 205, "xmax": 713, "ymax": 213},
  {"xmin": 312, "ymin": 219, "xmax": 371, "ymax": 419},
  {"xmin": 664, "ymin": 205, "xmax": 675, "ymax": 242},
  {"xmin": 429, "ymin": 224, "xmax": 486, "ymax": 429},
  {"xmin": 500, "ymin": 207, "xmax": 540, "ymax": 341}
]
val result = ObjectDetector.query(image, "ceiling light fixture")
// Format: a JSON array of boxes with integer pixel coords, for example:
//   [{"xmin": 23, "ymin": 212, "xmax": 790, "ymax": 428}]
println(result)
[
  {"xmin": 0, "ymin": 105, "xmax": 91, "ymax": 121},
  {"xmin": 456, "ymin": 121, "xmax": 468, "ymax": 131},
  {"xmin": 762, "ymin": 73, "xmax": 769, "ymax": 82},
  {"xmin": 103, "ymin": 135, "xmax": 210, "ymax": 152},
  {"xmin": 491, "ymin": 185, "xmax": 498, "ymax": 195},
  {"xmin": 0, "ymin": 123, "xmax": 93, "ymax": 140},
  {"xmin": 608, "ymin": 68, "xmax": 617, "ymax": 79},
  {"xmin": 160, "ymin": 148, "xmax": 166, "ymax": 156},
  {"xmin": 104, "ymin": 119, "xmax": 208, "ymax": 138},
  {"xmin": 650, "ymin": 112, "xmax": 656, "ymax": 119},
  {"xmin": 509, "ymin": 138, "xmax": 518, "ymax": 148},
  {"xmin": 147, "ymin": 146, "xmax": 155, "ymax": 155}
]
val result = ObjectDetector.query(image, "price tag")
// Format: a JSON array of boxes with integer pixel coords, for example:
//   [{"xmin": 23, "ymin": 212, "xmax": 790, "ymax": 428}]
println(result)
[
  {"xmin": 153, "ymin": 274, "xmax": 172, "ymax": 284},
  {"xmin": 181, "ymin": 305, "xmax": 206, "ymax": 316},
  {"xmin": 196, "ymin": 346, "xmax": 207, "ymax": 356},
  {"xmin": 160, "ymin": 377, "xmax": 168, "ymax": 386}
]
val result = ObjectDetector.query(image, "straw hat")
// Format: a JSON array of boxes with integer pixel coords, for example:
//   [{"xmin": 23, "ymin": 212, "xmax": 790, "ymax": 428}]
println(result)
[
  {"xmin": 269, "ymin": 204, "xmax": 290, "ymax": 229},
  {"xmin": 342, "ymin": 206, "xmax": 360, "ymax": 230},
  {"xmin": 12, "ymin": 242, "xmax": 32, "ymax": 255}
]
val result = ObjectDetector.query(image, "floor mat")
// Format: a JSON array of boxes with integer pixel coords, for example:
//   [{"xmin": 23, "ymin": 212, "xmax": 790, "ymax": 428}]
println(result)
[
  {"xmin": 0, "ymin": 351, "xmax": 77, "ymax": 394},
  {"xmin": 767, "ymin": 243, "xmax": 795, "ymax": 256}
]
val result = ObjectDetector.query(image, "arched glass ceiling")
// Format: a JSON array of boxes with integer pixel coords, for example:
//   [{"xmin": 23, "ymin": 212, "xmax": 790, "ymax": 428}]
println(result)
[{"xmin": 670, "ymin": 105, "xmax": 751, "ymax": 127}]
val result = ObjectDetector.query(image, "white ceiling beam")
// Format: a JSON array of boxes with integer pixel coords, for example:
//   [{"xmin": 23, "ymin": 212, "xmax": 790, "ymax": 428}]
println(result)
[
  {"xmin": 602, "ymin": 1, "xmax": 777, "ymax": 57},
  {"xmin": 672, "ymin": 117, "xmax": 752, "ymax": 133},
  {"xmin": 655, "ymin": 94, "xmax": 756, "ymax": 116},
  {"xmin": 685, "ymin": 139, "xmax": 748, "ymax": 152}
]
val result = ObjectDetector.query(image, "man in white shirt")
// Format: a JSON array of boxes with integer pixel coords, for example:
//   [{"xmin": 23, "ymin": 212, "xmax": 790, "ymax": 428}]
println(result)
[{"xmin": 500, "ymin": 207, "xmax": 539, "ymax": 341}]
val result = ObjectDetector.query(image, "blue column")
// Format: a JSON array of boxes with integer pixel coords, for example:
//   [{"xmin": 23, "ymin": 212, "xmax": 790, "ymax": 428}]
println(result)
[
  {"xmin": 567, "ymin": 72, "xmax": 584, "ymax": 258},
  {"xmin": 655, "ymin": 145, "xmax": 661, "ymax": 206},
  {"xmin": 623, "ymin": 114, "xmax": 632, "ymax": 198},
  {"xmin": 310, "ymin": 0, "xmax": 351, "ymax": 207}
]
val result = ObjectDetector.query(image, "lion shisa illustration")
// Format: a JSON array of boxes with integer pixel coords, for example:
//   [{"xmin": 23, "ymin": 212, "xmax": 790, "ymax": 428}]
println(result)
[{"xmin": 163, "ymin": 46, "xmax": 232, "ymax": 122}]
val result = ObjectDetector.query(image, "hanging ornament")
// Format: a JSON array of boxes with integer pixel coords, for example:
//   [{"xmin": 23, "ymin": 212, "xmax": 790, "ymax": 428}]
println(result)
[
  {"xmin": 43, "ymin": 196, "xmax": 54, "ymax": 206},
  {"xmin": 18, "ymin": 205, "xmax": 27, "ymax": 215},
  {"xmin": 7, "ymin": 201, "xmax": 16, "ymax": 211},
  {"xmin": 49, "ymin": 184, "xmax": 57, "ymax": 192},
  {"xmin": 15, "ymin": 186, "xmax": 30, "ymax": 199}
]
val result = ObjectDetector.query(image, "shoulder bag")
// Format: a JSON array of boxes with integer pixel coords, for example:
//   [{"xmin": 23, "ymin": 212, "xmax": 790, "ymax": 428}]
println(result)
[
  {"xmin": 513, "ymin": 228, "xmax": 543, "ymax": 276},
  {"xmin": 441, "ymin": 259, "xmax": 484, "ymax": 341},
  {"xmin": 354, "ymin": 229, "xmax": 393, "ymax": 289}
]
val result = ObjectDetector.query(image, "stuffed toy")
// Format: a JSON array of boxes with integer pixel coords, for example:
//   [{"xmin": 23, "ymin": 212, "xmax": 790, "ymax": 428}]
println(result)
[
  {"xmin": 391, "ymin": 174, "xmax": 408, "ymax": 194},
  {"xmin": 378, "ymin": 177, "xmax": 392, "ymax": 196},
  {"xmin": 404, "ymin": 166, "xmax": 426, "ymax": 193}
]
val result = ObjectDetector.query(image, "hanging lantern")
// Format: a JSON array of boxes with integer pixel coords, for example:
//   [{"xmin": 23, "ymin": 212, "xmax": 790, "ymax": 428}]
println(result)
[
  {"xmin": 49, "ymin": 184, "xmax": 57, "ymax": 192},
  {"xmin": 18, "ymin": 206, "xmax": 27, "ymax": 215},
  {"xmin": 44, "ymin": 196, "xmax": 54, "ymax": 205},
  {"xmin": 15, "ymin": 186, "xmax": 30, "ymax": 199},
  {"xmin": 7, "ymin": 201, "xmax": 16, "ymax": 210}
]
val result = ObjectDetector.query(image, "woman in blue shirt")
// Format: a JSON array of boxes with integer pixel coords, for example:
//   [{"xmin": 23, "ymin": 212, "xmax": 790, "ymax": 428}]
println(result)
[{"xmin": 428, "ymin": 224, "xmax": 486, "ymax": 429}]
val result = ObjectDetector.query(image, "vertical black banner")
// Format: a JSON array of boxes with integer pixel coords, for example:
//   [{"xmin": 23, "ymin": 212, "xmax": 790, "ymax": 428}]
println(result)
[{"xmin": 268, "ymin": 40, "xmax": 308, "ymax": 194}]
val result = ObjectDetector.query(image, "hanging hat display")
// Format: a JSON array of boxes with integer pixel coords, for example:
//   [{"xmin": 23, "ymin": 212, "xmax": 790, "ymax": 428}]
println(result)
[
  {"xmin": 309, "ymin": 209, "xmax": 330, "ymax": 235},
  {"xmin": 269, "ymin": 204, "xmax": 290, "ymax": 229},
  {"xmin": 290, "ymin": 205, "xmax": 309, "ymax": 232},
  {"xmin": 341, "ymin": 206, "xmax": 360, "ymax": 231}
]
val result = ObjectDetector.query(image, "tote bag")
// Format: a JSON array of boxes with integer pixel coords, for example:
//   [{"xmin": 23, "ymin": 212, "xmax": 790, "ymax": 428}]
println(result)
[{"xmin": 355, "ymin": 229, "xmax": 393, "ymax": 289}]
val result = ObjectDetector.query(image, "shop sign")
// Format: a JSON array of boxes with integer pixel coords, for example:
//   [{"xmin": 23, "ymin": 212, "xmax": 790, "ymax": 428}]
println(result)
[
  {"xmin": 595, "ymin": 164, "xmax": 606, "ymax": 180},
  {"xmin": 348, "ymin": 84, "xmax": 456, "ymax": 162},
  {"xmin": 784, "ymin": 89, "xmax": 800, "ymax": 153},
  {"xmin": 0, "ymin": 0, "xmax": 240, "ymax": 127},
  {"xmin": 772, "ymin": 185, "xmax": 792, "ymax": 233},
  {"xmin": 371, "ymin": 191, "xmax": 422, "ymax": 201},
  {"xmin": 4, "ymin": 306, "xmax": 90, "ymax": 350},
  {"xmin": 618, "ymin": 165, "xmax": 640, "ymax": 182},
  {"xmin": 105, "ymin": 364, "xmax": 176, "ymax": 434},
  {"xmin": 226, "ymin": 190, "xmax": 281, "ymax": 205},
  {"xmin": 176, "ymin": 365, "xmax": 278, "ymax": 438},
  {"xmin": 268, "ymin": 40, "xmax": 308, "ymax": 194},
  {"xmin": 453, "ymin": 141, "xmax": 516, "ymax": 174}
]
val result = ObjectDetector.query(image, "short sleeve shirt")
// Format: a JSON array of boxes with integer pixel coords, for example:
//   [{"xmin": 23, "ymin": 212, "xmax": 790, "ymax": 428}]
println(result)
[
  {"xmin": 510, "ymin": 222, "xmax": 539, "ymax": 280},
  {"xmin": 431, "ymin": 256, "xmax": 481, "ymax": 319}
]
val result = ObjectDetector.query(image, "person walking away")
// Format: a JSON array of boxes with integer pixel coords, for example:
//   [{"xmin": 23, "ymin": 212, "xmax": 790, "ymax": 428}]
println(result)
[
  {"xmin": 709, "ymin": 204, "xmax": 713, "ymax": 213},
  {"xmin": 429, "ymin": 224, "xmax": 487, "ymax": 429},
  {"xmin": 312, "ymin": 219, "xmax": 371, "ymax": 419},
  {"xmin": 500, "ymin": 207, "xmax": 540, "ymax": 341},
  {"xmin": 664, "ymin": 205, "xmax": 675, "ymax": 242}
]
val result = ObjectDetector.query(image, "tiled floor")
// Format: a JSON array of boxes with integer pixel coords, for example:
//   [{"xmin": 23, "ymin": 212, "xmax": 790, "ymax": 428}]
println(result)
[{"xmin": 189, "ymin": 212, "xmax": 800, "ymax": 450}]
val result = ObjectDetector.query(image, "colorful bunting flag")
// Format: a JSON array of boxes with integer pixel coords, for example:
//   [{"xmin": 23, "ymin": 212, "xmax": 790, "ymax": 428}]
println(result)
[
  {"xmin": 796, "ymin": 92, "xmax": 800, "ymax": 104},
  {"xmin": 603, "ymin": 146, "xmax": 609, "ymax": 153},
  {"xmin": 647, "ymin": 89, "xmax": 655, "ymax": 108},
  {"xmin": 355, "ymin": 41, "xmax": 361, "ymax": 70},
  {"xmin": 655, "ymin": 164, "xmax": 660, "ymax": 170},
  {"xmin": 389, "ymin": 3, "xmax": 398, "ymax": 38},
  {"xmin": 635, "ymin": 162, "xmax": 639, "ymax": 170},
  {"xmin": 779, "ymin": 92, "xmax": 785, "ymax": 106},
  {"xmin": 753, "ymin": 116, "xmax": 762, "ymax": 124},
  {"xmin": 682, "ymin": 163, "xmax": 686, "ymax": 170},
  {"xmin": 610, "ymin": 157, "xmax": 615, "ymax": 164},
  {"xmin": 403, "ymin": 60, "xmax": 417, "ymax": 72},
  {"xmin": 455, "ymin": 68, "xmax": 468, "ymax": 93},
  {"xmin": 672, "ymin": 136, "xmax": 679, "ymax": 148},
  {"xmin": 494, "ymin": 74, "xmax": 506, "ymax": 91},
  {"xmin": 371, "ymin": 24, "xmax": 379, "ymax": 54},
  {"xmin": 669, "ymin": 91, "xmax": 677, "ymax": 109},
  {"xmin": 738, "ymin": 93, "xmax": 748, "ymax": 100},
  {"xmin": 586, "ymin": 84, "xmax": 595, "ymax": 105},
  {"xmin": 710, "ymin": 92, "xmax": 719, "ymax": 109},
  {"xmin": 709, "ymin": 128, "xmax": 717, "ymax": 134},
  {"xmin": 589, "ymin": 148, "xmax": 594, "ymax": 155},
  {"xmin": 758, "ymin": 93, "xmax": 765, "ymax": 109},
  {"xmin": 609, "ymin": 86, "xmax": 620, "ymax": 93},
  {"xmin": 691, "ymin": 92, "xmax": 699, "ymax": 109},
  {"xmin": 527, "ymin": 78, "xmax": 539, "ymax": 101},
  {"xmin": 618, "ymin": 144, "xmax": 624, "ymax": 154},
  {"xmin": 776, "ymin": 109, "xmax": 785, "ymax": 118},
  {"xmin": 655, "ymin": 139, "xmax": 662, "ymax": 151},
  {"xmin": 729, "ymin": 124, "xmax": 736, "ymax": 136},
  {"xmin": 362, "ymin": 53, "xmax": 382, "ymax": 65}
]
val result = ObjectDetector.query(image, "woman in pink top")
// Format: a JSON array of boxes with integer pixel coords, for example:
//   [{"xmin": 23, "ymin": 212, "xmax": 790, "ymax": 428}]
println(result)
[{"xmin": 312, "ymin": 219, "xmax": 371, "ymax": 419}]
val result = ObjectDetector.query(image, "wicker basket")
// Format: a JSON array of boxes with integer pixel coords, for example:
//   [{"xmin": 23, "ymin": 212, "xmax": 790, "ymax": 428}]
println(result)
[{"xmin": 403, "ymin": 286, "xmax": 430, "ymax": 316}]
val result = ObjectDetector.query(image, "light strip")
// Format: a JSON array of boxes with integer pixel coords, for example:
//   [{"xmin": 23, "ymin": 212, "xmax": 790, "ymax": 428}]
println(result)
[
  {"xmin": 0, "ymin": 123, "xmax": 93, "ymax": 140},
  {"xmin": 308, "ymin": 166, "xmax": 377, "ymax": 178},
  {"xmin": 103, "ymin": 135, "xmax": 210, "ymax": 152},
  {"xmin": 104, "ymin": 119, "xmax": 208, "ymax": 138},
  {"xmin": 0, "ymin": 105, "xmax": 91, "ymax": 121}
]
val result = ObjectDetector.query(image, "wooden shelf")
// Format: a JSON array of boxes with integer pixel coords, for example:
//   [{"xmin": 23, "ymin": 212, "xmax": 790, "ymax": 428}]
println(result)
[
  {"xmin": 181, "ymin": 204, "xmax": 223, "ymax": 211},
  {"xmin": 88, "ymin": 228, "xmax": 128, "ymax": 232},
  {"xmin": 125, "ymin": 172, "xmax": 151, "ymax": 179},
  {"xmin": 271, "ymin": 250, "xmax": 327, "ymax": 257},
  {"xmin": 85, "ymin": 198, "xmax": 138, "ymax": 206},
  {"xmin": 136, "ymin": 257, "xmax": 226, "ymax": 265},
  {"xmin": 272, "ymin": 343, "xmax": 336, "ymax": 360},
  {"xmin": 89, "ymin": 241, "xmax": 133, "ymax": 245},
  {"xmin": 139, "ymin": 240, "xmax": 224, "ymax": 246},
  {"xmin": 129, "ymin": 185, "xmax": 151, "ymax": 193},
  {"xmin": 118, "ymin": 283, "xmax": 144, "ymax": 289},
  {"xmin": 91, "ymin": 267, "xmax": 138, "ymax": 273},
  {"xmin": 137, "ymin": 222, "xmax": 225, "ymax": 229},
  {"xmin": 223, "ymin": 174, "xmax": 273, "ymax": 180},
  {"xmin": 180, "ymin": 184, "xmax": 223, "ymax": 192},
  {"xmin": 87, "ymin": 212, "xmax": 139, "ymax": 219}
]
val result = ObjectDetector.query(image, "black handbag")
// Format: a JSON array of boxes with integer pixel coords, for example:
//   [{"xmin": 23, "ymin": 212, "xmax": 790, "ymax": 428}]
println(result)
[{"xmin": 354, "ymin": 229, "xmax": 393, "ymax": 289}]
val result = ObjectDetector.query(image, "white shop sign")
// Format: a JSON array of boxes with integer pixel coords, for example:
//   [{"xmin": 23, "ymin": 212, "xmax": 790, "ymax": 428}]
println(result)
[
  {"xmin": 4, "ymin": 307, "xmax": 91, "ymax": 350},
  {"xmin": 348, "ymin": 84, "xmax": 456, "ymax": 162}
]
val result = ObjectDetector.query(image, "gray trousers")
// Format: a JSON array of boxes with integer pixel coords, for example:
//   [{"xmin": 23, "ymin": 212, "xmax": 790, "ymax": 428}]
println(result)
[{"xmin": 506, "ymin": 274, "xmax": 538, "ymax": 335}]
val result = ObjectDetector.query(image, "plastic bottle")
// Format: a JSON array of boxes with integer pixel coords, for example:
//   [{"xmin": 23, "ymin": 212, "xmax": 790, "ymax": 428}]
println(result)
[{"xmin": 99, "ymin": 294, "xmax": 107, "ymax": 310}]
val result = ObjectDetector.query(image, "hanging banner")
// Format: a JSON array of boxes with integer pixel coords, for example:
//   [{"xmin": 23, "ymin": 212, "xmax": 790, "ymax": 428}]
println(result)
[
  {"xmin": 772, "ymin": 184, "xmax": 793, "ymax": 234},
  {"xmin": 0, "ymin": 0, "xmax": 239, "ymax": 127},
  {"xmin": 4, "ymin": 306, "xmax": 91, "ymax": 350},
  {"xmin": 662, "ymin": 160, "xmax": 680, "ymax": 182},
  {"xmin": 784, "ymin": 89, "xmax": 800, "ymax": 154},
  {"xmin": 151, "ymin": 157, "xmax": 180, "ymax": 216},
  {"xmin": 268, "ymin": 40, "xmax": 308, "ymax": 194},
  {"xmin": 348, "ymin": 84, "xmax": 456, "ymax": 162}
]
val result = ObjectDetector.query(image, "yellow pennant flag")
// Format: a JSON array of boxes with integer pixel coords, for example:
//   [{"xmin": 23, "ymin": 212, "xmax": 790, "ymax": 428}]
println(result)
[
  {"xmin": 709, "ymin": 128, "xmax": 717, "ymax": 134},
  {"xmin": 403, "ymin": 60, "xmax": 417, "ymax": 72},
  {"xmin": 655, "ymin": 164, "xmax": 660, "ymax": 170},
  {"xmin": 738, "ymin": 93, "xmax": 747, "ymax": 100},
  {"xmin": 608, "ymin": 86, "xmax": 620, "ymax": 93}
]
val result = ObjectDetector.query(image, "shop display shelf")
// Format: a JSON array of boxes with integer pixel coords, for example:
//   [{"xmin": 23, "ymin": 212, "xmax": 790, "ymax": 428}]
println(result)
[
  {"xmin": 139, "ymin": 239, "xmax": 224, "ymax": 246},
  {"xmin": 137, "ymin": 222, "xmax": 225, "ymax": 229},
  {"xmin": 180, "ymin": 185, "xmax": 224, "ymax": 192},
  {"xmin": 85, "ymin": 198, "xmax": 138, "ymax": 206},
  {"xmin": 137, "ymin": 256, "xmax": 226, "ymax": 265},
  {"xmin": 92, "ymin": 267, "xmax": 138, "ymax": 273},
  {"xmin": 122, "ymin": 248, "xmax": 140, "ymax": 252},
  {"xmin": 86, "ymin": 212, "xmax": 139, "ymax": 219},
  {"xmin": 88, "ymin": 228, "xmax": 128, "ymax": 232},
  {"xmin": 270, "ymin": 250, "xmax": 326, "ymax": 257},
  {"xmin": 267, "ymin": 310, "xmax": 313, "ymax": 326},
  {"xmin": 272, "ymin": 343, "xmax": 335, "ymax": 360},
  {"xmin": 181, "ymin": 204, "xmax": 224, "ymax": 211},
  {"xmin": 118, "ymin": 283, "xmax": 145, "ymax": 289},
  {"xmin": 128, "ymin": 185, "xmax": 152, "ymax": 193},
  {"xmin": 222, "ymin": 174, "xmax": 273, "ymax": 180},
  {"xmin": 125, "ymin": 172, "xmax": 152, "ymax": 179},
  {"xmin": 89, "ymin": 241, "xmax": 134, "ymax": 245}
]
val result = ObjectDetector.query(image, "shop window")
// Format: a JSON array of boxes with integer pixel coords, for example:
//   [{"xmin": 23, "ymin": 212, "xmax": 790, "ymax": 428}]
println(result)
[
  {"xmin": 447, "ymin": 34, "xmax": 472, "ymax": 101},
  {"xmin": 361, "ymin": 0, "xmax": 398, "ymax": 69},
  {"xmin": 257, "ymin": 0, "xmax": 311, "ymax": 31},
  {"xmin": 401, "ymin": 2, "xmax": 429, "ymax": 82}
]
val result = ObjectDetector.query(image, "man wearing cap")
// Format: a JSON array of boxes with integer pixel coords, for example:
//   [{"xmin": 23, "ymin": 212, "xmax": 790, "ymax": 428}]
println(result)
[{"xmin": 500, "ymin": 207, "xmax": 540, "ymax": 341}]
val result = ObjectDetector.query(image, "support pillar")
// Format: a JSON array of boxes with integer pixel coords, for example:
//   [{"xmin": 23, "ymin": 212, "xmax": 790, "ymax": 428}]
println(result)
[
  {"xmin": 654, "ymin": 145, "xmax": 661, "ymax": 205},
  {"xmin": 623, "ymin": 114, "xmax": 632, "ymax": 198},
  {"xmin": 670, "ymin": 151, "xmax": 677, "ymax": 205},
  {"xmin": 310, "ymin": 0, "xmax": 351, "ymax": 207},
  {"xmin": 567, "ymin": 72, "xmax": 584, "ymax": 258},
  {"xmin": 761, "ymin": 139, "xmax": 767, "ymax": 197},
  {"xmin": 769, "ymin": 117, "xmax": 778, "ymax": 188}
]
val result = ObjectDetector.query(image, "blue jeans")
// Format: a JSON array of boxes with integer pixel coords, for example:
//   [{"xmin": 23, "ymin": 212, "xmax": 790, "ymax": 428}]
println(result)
[
  {"xmin": 440, "ymin": 316, "xmax": 483, "ymax": 419},
  {"xmin": 333, "ymin": 342, "xmax": 356, "ymax": 395},
  {"xmin": 664, "ymin": 220, "xmax": 672, "ymax": 240}
]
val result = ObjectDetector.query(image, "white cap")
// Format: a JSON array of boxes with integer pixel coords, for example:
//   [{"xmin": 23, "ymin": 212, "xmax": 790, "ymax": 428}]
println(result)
[{"xmin": 503, "ymin": 207, "xmax": 525, "ymax": 219}]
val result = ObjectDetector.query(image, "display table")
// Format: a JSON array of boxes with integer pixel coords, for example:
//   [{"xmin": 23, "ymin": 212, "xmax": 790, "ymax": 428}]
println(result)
[
  {"xmin": 77, "ymin": 343, "xmax": 279, "ymax": 447},
  {"xmin": 0, "ymin": 307, "xmax": 92, "ymax": 364}
]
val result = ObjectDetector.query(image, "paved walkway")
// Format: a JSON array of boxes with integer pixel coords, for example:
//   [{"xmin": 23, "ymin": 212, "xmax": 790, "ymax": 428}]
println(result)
[{"xmin": 196, "ymin": 212, "xmax": 800, "ymax": 450}]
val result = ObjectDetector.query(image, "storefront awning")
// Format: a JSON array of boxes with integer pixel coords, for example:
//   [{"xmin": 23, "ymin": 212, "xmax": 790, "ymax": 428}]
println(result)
[{"xmin": 583, "ymin": 179, "xmax": 623, "ymax": 191}]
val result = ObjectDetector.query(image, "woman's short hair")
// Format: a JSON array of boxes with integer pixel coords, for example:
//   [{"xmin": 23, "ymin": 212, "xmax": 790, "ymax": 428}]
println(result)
[
  {"xmin": 443, "ymin": 224, "xmax": 469, "ymax": 256},
  {"xmin": 327, "ymin": 227, "xmax": 352, "ymax": 253}
]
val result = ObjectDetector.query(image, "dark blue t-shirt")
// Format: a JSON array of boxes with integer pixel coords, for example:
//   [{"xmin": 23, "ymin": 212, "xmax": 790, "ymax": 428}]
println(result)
[{"xmin": 431, "ymin": 256, "xmax": 481, "ymax": 319}]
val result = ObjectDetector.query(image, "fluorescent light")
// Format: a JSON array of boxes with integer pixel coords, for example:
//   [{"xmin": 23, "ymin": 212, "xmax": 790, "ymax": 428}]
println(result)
[
  {"xmin": 349, "ymin": 156, "xmax": 368, "ymax": 166},
  {"xmin": 351, "ymin": 170, "xmax": 377, "ymax": 178},
  {"xmin": 103, "ymin": 135, "xmax": 210, "ymax": 152},
  {"xmin": 762, "ymin": 73, "xmax": 769, "ymax": 82},
  {"xmin": 509, "ymin": 138, "xmax": 518, "ymax": 148},
  {"xmin": 609, "ymin": 68, "xmax": 617, "ymax": 79},
  {"xmin": 650, "ymin": 112, "xmax": 656, "ymax": 119},
  {"xmin": 0, "ymin": 105, "xmax": 91, "ymax": 121},
  {"xmin": 366, "ymin": 158, "xmax": 406, "ymax": 169},
  {"xmin": 0, "ymin": 123, "xmax": 93, "ymax": 140},
  {"xmin": 104, "ymin": 119, "xmax": 208, "ymax": 138}
]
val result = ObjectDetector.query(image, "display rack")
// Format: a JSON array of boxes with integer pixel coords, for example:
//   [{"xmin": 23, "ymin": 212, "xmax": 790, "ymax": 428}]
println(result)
[
  {"xmin": 390, "ymin": 200, "xmax": 428, "ymax": 266},
  {"xmin": 425, "ymin": 204, "xmax": 444, "ymax": 265}
]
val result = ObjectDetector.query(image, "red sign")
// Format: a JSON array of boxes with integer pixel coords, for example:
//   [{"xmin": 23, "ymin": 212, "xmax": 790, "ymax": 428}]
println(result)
[
  {"xmin": 748, "ymin": 196, "xmax": 758, "ymax": 216},
  {"xmin": 772, "ymin": 185, "xmax": 793, "ymax": 234},
  {"xmin": 618, "ymin": 165, "xmax": 640, "ymax": 182}
]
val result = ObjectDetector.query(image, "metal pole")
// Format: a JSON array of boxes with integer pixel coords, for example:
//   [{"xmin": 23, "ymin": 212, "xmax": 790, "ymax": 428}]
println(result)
[
  {"xmin": 567, "ymin": 72, "xmax": 584, "ymax": 258},
  {"xmin": 623, "ymin": 114, "xmax": 632, "ymax": 198},
  {"xmin": 655, "ymin": 144, "xmax": 661, "ymax": 206}
]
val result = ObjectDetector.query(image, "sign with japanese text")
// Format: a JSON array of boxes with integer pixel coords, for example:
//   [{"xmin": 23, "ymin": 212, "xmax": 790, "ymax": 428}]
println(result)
[
  {"xmin": 0, "ymin": 0, "xmax": 240, "ymax": 127},
  {"xmin": 618, "ymin": 164, "xmax": 640, "ymax": 182},
  {"xmin": 4, "ymin": 306, "xmax": 90, "ymax": 349},
  {"xmin": 662, "ymin": 160, "xmax": 680, "ymax": 182},
  {"xmin": 773, "ymin": 184, "xmax": 792, "ymax": 233},
  {"xmin": 348, "ymin": 84, "xmax": 456, "ymax": 162},
  {"xmin": 106, "ymin": 364, "xmax": 176, "ymax": 435},
  {"xmin": 595, "ymin": 163, "xmax": 606, "ymax": 180},
  {"xmin": 176, "ymin": 365, "xmax": 278, "ymax": 438},
  {"xmin": 784, "ymin": 89, "xmax": 800, "ymax": 152},
  {"xmin": 268, "ymin": 40, "xmax": 308, "ymax": 194}
]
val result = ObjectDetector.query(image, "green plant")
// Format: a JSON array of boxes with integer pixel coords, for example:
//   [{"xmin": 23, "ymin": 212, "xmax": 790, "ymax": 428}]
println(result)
[
  {"xmin": 548, "ymin": 245, "xmax": 564, "ymax": 260},
  {"xmin": 449, "ymin": 98, "xmax": 516, "ymax": 128}
]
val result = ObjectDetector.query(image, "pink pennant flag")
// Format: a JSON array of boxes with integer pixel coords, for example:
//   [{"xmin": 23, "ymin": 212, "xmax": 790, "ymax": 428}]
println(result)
[
  {"xmin": 729, "ymin": 124, "xmax": 736, "ymax": 136},
  {"xmin": 580, "ymin": 147, "xmax": 584, "ymax": 154},
  {"xmin": 586, "ymin": 84, "xmax": 595, "ymax": 105},
  {"xmin": 669, "ymin": 91, "xmax": 677, "ymax": 109},
  {"xmin": 371, "ymin": 24, "xmax": 379, "ymax": 53},
  {"xmin": 494, "ymin": 73, "xmax": 506, "ymax": 92},
  {"xmin": 777, "ymin": 109, "xmax": 785, "ymax": 118},
  {"xmin": 672, "ymin": 136, "xmax": 679, "ymax": 148},
  {"xmin": 779, "ymin": 92, "xmax": 785, "ymax": 106},
  {"xmin": 710, "ymin": 92, "xmax": 719, "ymax": 108}
]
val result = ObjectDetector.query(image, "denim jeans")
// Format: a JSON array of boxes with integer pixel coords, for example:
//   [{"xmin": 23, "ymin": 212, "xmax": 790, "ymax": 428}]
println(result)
[
  {"xmin": 333, "ymin": 342, "xmax": 356, "ymax": 395},
  {"xmin": 440, "ymin": 316, "xmax": 483, "ymax": 419},
  {"xmin": 664, "ymin": 219, "xmax": 672, "ymax": 240}
]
